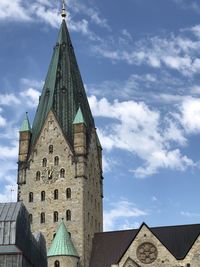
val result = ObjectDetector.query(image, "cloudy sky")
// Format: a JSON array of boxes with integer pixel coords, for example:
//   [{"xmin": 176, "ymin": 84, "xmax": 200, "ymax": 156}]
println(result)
[{"xmin": 1, "ymin": 0, "xmax": 200, "ymax": 231}]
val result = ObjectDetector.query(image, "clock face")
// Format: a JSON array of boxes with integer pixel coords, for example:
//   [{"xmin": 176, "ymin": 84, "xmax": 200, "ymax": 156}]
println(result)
[{"xmin": 41, "ymin": 166, "xmax": 59, "ymax": 184}]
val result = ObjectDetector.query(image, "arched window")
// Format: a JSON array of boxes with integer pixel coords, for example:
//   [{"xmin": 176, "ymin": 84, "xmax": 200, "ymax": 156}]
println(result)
[
  {"xmin": 66, "ymin": 210, "xmax": 71, "ymax": 221},
  {"xmin": 29, "ymin": 214, "xmax": 33, "ymax": 224},
  {"xmin": 41, "ymin": 191, "xmax": 45, "ymax": 201},
  {"xmin": 54, "ymin": 189, "xmax": 58, "ymax": 200},
  {"xmin": 42, "ymin": 158, "xmax": 47, "ymax": 167},
  {"xmin": 36, "ymin": 171, "xmax": 40, "ymax": 181},
  {"xmin": 54, "ymin": 211, "xmax": 58, "ymax": 222},
  {"xmin": 60, "ymin": 168, "xmax": 65, "ymax": 178},
  {"xmin": 66, "ymin": 188, "xmax": 71, "ymax": 199},
  {"xmin": 41, "ymin": 213, "xmax": 45, "ymax": 224},
  {"xmin": 54, "ymin": 261, "xmax": 60, "ymax": 267},
  {"xmin": 54, "ymin": 156, "xmax": 59, "ymax": 166},
  {"xmin": 29, "ymin": 192, "xmax": 33, "ymax": 202},
  {"xmin": 49, "ymin": 145, "xmax": 53, "ymax": 154}
]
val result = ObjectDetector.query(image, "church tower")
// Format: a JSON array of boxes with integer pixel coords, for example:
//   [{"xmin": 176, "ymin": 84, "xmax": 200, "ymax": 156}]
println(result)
[{"xmin": 17, "ymin": 3, "xmax": 103, "ymax": 267}]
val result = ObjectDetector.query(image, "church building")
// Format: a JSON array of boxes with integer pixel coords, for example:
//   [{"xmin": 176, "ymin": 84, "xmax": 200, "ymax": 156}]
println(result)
[{"xmin": 0, "ymin": 2, "xmax": 200, "ymax": 267}]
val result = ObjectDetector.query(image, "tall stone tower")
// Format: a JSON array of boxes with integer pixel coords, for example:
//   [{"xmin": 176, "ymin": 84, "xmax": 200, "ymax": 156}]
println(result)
[{"xmin": 17, "ymin": 4, "xmax": 103, "ymax": 267}]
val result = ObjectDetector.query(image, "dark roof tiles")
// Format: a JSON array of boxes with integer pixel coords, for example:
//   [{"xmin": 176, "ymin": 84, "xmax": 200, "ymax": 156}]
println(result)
[{"xmin": 90, "ymin": 223, "xmax": 200, "ymax": 267}]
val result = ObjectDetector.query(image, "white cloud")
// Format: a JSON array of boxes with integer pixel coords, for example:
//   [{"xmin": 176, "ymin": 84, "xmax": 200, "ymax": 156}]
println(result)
[
  {"xmin": 102, "ymin": 156, "xmax": 117, "ymax": 173},
  {"xmin": 191, "ymin": 85, "xmax": 200, "ymax": 94},
  {"xmin": 0, "ymin": 0, "xmax": 108, "ymax": 40},
  {"xmin": 174, "ymin": 0, "xmax": 200, "ymax": 13},
  {"xmin": 179, "ymin": 97, "xmax": 200, "ymax": 133},
  {"xmin": 0, "ymin": 94, "xmax": 21, "ymax": 106},
  {"xmin": 68, "ymin": 0, "xmax": 110, "ymax": 29},
  {"xmin": 20, "ymin": 88, "xmax": 40, "ymax": 108},
  {"xmin": 0, "ymin": 116, "xmax": 6, "ymax": 127},
  {"xmin": 104, "ymin": 200, "xmax": 146, "ymax": 231},
  {"xmin": 0, "ymin": 142, "xmax": 19, "ymax": 160},
  {"xmin": 20, "ymin": 78, "xmax": 44, "ymax": 89},
  {"xmin": 0, "ymin": 0, "xmax": 30, "ymax": 22},
  {"xmin": 91, "ymin": 25, "xmax": 200, "ymax": 77},
  {"xmin": 89, "ymin": 95, "xmax": 194, "ymax": 177}
]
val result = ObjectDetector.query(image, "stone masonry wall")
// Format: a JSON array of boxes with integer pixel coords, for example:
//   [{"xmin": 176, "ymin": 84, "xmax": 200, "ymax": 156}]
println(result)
[
  {"xmin": 18, "ymin": 111, "xmax": 103, "ymax": 267},
  {"xmin": 48, "ymin": 256, "xmax": 79, "ymax": 267}
]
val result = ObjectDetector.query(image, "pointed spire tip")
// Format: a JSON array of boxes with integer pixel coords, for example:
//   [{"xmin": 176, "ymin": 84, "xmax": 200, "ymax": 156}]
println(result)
[{"xmin": 61, "ymin": 0, "xmax": 67, "ymax": 18}]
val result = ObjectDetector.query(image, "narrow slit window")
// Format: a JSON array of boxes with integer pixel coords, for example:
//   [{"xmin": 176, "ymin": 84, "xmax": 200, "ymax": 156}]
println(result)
[
  {"xmin": 41, "ymin": 212, "xmax": 45, "ymax": 224},
  {"xmin": 29, "ymin": 192, "xmax": 33, "ymax": 203},
  {"xmin": 54, "ymin": 211, "xmax": 58, "ymax": 222},
  {"xmin": 54, "ymin": 156, "xmax": 59, "ymax": 166},
  {"xmin": 41, "ymin": 191, "xmax": 45, "ymax": 201},
  {"xmin": 60, "ymin": 168, "xmax": 65, "ymax": 178},
  {"xmin": 42, "ymin": 158, "xmax": 47, "ymax": 167},
  {"xmin": 36, "ymin": 171, "xmax": 40, "ymax": 181},
  {"xmin": 54, "ymin": 189, "xmax": 58, "ymax": 200},
  {"xmin": 49, "ymin": 145, "xmax": 53, "ymax": 154},
  {"xmin": 66, "ymin": 210, "xmax": 71, "ymax": 221},
  {"xmin": 66, "ymin": 188, "xmax": 71, "ymax": 199}
]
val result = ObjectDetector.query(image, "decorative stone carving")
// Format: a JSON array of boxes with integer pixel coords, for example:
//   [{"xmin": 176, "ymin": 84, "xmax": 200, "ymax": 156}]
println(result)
[{"xmin": 137, "ymin": 242, "xmax": 157, "ymax": 264}]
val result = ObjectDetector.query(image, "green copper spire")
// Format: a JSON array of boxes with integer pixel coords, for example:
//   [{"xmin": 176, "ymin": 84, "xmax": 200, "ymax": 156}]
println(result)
[
  {"xmin": 20, "ymin": 112, "xmax": 31, "ymax": 132},
  {"xmin": 73, "ymin": 106, "xmax": 86, "ymax": 125},
  {"xmin": 47, "ymin": 221, "xmax": 79, "ymax": 258},
  {"xmin": 31, "ymin": 19, "xmax": 94, "ymax": 146}
]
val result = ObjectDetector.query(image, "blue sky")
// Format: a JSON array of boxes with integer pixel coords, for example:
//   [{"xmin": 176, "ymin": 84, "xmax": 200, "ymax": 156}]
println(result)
[{"xmin": 1, "ymin": 0, "xmax": 200, "ymax": 231}]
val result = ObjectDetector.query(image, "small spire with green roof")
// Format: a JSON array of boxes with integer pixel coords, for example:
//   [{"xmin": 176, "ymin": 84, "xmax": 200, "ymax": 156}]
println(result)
[
  {"xmin": 47, "ymin": 221, "xmax": 79, "ymax": 258},
  {"xmin": 73, "ymin": 106, "xmax": 86, "ymax": 125},
  {"xmin": 20, "ymin": 112, "xmax": 31, "ymax": 132}
]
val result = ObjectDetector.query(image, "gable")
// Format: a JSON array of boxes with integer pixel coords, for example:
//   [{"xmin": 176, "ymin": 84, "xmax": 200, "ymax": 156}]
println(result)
[{"xmin": 90, "ymin": 223, "xmax": 200, "ymax": 267}]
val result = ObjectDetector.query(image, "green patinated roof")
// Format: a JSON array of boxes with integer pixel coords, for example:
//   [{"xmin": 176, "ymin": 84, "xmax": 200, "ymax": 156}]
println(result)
[
  {"xmin": 20, "ymin": 113, "xmax": 31, "ymax": 132},
  {"xmin": 31, "ymin": 19, "xmax": 94, "ymax": 146},
  {"xmin": 73, "ymin": 107, "xmax": 86, "ymax": 125},
  {"xmin": 47, "ymin": 221, "xmax": 79, "ymax": 258}
]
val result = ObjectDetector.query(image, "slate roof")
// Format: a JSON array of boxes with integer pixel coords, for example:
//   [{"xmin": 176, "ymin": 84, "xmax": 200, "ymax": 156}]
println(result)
[
  {"xmin": 0, "ymin": 202, "xmax": 21, "ymax": 222},
  {"xmin": 0, "ymin": 202, "xmax": 47, "ymax": 267},
  {"xmin": 89, "ymin": 223, "xmax": 200, "ymax": 267},
  {"xmin": 31, "ymin": 19, "xmax": 94, "ymax": 147}
]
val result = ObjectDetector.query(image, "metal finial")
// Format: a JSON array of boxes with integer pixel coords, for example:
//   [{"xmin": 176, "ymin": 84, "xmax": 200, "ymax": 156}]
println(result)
[{"xmin": 61, "ymin": 0, "xmax": 66, "ymax": 18}]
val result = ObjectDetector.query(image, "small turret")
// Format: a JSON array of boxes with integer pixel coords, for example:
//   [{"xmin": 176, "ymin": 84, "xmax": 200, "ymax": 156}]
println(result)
[
  {"xmin": 18, "ymin": 112, "xmax": 31, "ymax": 162},
  {"xmin": 47, "ymin": 221, "xmax": 79, "ymax": 267},
  {"xmin": 18, "ymin": 112, "xmax": 31, "ymax": 185},
  {"xmin": 73, "ymin": 107, "xmax": 87, "ymax": 156},
  {"xmin": 96, "ymin": 132, "xmax": 103, "ymax": 170}
]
